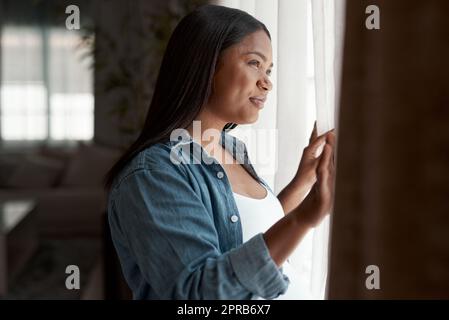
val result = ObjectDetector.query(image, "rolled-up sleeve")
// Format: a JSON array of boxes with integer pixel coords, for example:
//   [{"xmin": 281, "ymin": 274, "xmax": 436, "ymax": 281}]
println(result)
[{"xmin": 109, "ymin": 164, "xmax": 289, "ymax": 299}]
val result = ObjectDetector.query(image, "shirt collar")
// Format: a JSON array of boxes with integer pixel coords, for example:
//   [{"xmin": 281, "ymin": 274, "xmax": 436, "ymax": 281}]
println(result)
[{"xmin": 166, "ymin": 129, "xmax": 249, "ymax": 165}]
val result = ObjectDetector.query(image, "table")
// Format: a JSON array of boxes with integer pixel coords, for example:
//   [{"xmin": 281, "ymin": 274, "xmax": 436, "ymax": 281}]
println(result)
[{"xmin": 0, "ymin": 199, "xmax": 38, "ymax": 296}]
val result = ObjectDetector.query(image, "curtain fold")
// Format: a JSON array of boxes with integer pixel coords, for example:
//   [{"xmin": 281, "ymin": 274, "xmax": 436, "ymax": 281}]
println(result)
[
  {"xmin": 310, "ymin": 0, "xmax": 345, "ymax": 298},
  {"xmin": 275, "ymin": 0, "xmax": 314, "ymax": 299}
]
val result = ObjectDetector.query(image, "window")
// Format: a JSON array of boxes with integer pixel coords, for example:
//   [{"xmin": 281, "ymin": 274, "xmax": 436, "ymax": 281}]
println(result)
[
  {"xmin": 0, "ymin": 26, "xmax": 93, "ymax": 144},
  {"xmin": 218, "ymin": 0, "xmax": 344, "ymax": 299}
]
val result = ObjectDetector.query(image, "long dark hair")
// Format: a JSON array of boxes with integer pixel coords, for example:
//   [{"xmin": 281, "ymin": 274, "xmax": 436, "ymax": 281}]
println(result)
[{"xmin": 104, "ymin": 4, "xmax": 270, "ymax": 191}]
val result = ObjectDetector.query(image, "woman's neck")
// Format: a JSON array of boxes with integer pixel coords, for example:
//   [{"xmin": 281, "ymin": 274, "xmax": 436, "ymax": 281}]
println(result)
[
  {"xmin": 186, "ymin": 109, "xmax": 227, "ymax": 148},
  {"xmin": 185, "ymin": 108, "xmax": 230, "ymax": 163}
]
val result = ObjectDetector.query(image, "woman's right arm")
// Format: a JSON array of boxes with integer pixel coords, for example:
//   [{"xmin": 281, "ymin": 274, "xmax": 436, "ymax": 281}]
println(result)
[
  {"xmin": 264, "ymin": 131, "xmax": 336, "ymax": 267},
  {"xmin": 109, "ymin": 161, "xmax": 288, "ymax": 300}
]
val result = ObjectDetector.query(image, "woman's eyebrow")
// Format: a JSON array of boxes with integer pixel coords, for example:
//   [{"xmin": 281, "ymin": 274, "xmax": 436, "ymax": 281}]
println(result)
[{"xmin": 244, "ymin": 51, "xmax": 274, "ymax": 67}]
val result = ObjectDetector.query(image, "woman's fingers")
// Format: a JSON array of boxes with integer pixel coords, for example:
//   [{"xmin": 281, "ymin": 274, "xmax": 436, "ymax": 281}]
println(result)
[
  {"xmin": 313, "ymin": 141, "xmax": 325, "ymax": 159},
  {"xmin": 318, "ymin": 144, "xmax": 335, "ymax": 193},
  {"xmin": 326, "ymin": 130, "xmax": 336, "ymax": 170},
  {"xmin": 305, "ymin": 126, "xmax": 336, "ymax": 161},
  {"xmin": 318, "ymin": 144, "xmax": 332, "ymax": 179},
  {"xmin": 310, "ymin": 133, "xmax": 327, "ymax": 158},
  {"xmin": 309, "ymin": 131, "xmax": 336, "ymax": 217},
  {"xmin": 326, "ymin": 130, "xmax": 336, "ymax": 148}
]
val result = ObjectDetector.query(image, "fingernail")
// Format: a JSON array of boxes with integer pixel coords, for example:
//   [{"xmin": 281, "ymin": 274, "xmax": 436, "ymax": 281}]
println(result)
[{"xmin": 315, "ymin": 142, "xmax": 325, "ymax": 158}]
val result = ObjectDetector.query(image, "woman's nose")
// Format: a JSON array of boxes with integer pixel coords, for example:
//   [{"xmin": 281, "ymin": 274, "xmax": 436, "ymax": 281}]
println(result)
[{"xmin": 258, "ymin": 76, "xmax": 273, "ymax": 92}]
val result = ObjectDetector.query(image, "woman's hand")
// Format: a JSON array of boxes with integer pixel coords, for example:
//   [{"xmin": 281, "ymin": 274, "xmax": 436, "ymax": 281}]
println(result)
[
  {"xmin": 291, "ymin": 122, "xmax": 332, "ymax": 200},
  {"xmin": 277, "ymin": 123, "xmax": 335, "ymax": 215},
  {"xmin": 296, "ymin": 128, "xmax": 336, "ymax": 228},
  {"xmin": 264, "ymin": 127, "xmax": 335, "ymax": 265}
]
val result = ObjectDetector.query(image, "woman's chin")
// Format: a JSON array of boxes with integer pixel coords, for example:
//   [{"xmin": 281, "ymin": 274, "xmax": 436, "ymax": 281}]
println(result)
[
  {"xmin": 244, "ymin": 110, "xmax": 261, "ymax": 124},
  {"xmin": 236, "ymin": 116, "xmax": 258, "ymax": 125},
  {"xmin": 228, "ymin": 111, "xmax": 260, "ymax": 126},
  {"xmin": 248, "ymin": 112, "xmax": 260, "ymax": 123}
]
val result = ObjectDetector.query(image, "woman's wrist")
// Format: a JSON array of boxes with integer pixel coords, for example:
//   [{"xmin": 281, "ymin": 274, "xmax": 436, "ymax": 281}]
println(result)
[
  {"xmin": 292, "ymin": 171, "xmax": 316, "ymax": 190},
  {"xmin": 287, "ymin": 176, "xmax": 313, "ymax": 201},
  {"xmin": 278, "ymin": 177, "xmax": 314, "ymax": 215},
  {"xmin": 291, "ymin": 195, "xmax": 318, "ymax": 230},
  {"xmin": 264, "ymin": 202, "xmax": 313, "ymax": 266}
]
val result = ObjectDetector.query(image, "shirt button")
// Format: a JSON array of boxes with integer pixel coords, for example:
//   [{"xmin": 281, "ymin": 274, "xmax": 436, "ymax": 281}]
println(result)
[
  {"xmin": 230, "ymin": 215, "xmax": 239, "ymax": 223},
  {"xmin": 217, "ymin": 171, "xmax": 224, "ymax": 179}
]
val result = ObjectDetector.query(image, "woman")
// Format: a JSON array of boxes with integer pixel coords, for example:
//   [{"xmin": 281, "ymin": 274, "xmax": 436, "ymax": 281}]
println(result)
[{"xmin": 104, "ymin": 4, "xmax": 335, "ymax": 300}]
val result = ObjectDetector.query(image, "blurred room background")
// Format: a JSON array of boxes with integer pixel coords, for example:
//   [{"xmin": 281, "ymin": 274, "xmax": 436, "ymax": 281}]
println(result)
[{"xmin": 0, "ymin": 0, "xmax": 208, "ymax": 299}]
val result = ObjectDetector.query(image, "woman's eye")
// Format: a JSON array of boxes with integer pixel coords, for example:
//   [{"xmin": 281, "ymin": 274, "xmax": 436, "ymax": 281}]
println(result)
[
  {"xmin": 249, "ymin": 60, "xmax": 260, "ymax": 67},
  {"xmin": 249, "ymin": 60, "xmax": 272, "ymax": 76}
]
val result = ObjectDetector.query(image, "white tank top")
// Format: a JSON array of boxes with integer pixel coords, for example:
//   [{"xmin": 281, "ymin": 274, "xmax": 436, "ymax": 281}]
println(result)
[{"xmin": 233, "ymin": 183, "xmax": 309, "ymax": 300}]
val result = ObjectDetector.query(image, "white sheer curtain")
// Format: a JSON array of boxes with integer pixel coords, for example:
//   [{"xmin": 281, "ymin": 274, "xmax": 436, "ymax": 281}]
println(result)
[
  {"xmin": 310, "ymin": 0, "xmax": 345, "ymax": 299},
  {"xmin": 216, "ymin": 0, "xmax": 345, "ymax": 299}
]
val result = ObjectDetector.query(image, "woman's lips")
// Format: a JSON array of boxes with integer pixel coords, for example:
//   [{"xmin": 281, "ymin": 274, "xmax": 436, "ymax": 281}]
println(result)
[{"xmin": 249, "ymin": 97, "xmax": 265, "ymax": 109}]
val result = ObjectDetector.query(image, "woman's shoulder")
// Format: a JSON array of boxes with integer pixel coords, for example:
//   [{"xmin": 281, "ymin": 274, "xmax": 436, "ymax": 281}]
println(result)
[{"xmin": 111, "ymin": 141, "xmax": 186, "ymax": 190}]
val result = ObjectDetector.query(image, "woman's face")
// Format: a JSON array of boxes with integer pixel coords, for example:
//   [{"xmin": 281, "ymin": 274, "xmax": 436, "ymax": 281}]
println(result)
[{"xmin": 206, "ymin": 30, "xmax": 273, "ymax": 125}]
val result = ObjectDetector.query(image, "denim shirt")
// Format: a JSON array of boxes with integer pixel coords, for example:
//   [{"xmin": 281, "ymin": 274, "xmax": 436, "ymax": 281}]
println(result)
[{"xmin": 107, "ymin": 130, "xmax": 290, "ymax": 299}]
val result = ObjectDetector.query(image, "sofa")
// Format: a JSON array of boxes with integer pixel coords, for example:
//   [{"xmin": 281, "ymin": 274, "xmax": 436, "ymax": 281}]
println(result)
[
  {"xmin": 0, "ymin": 142, "xmax": 124, "ymax": 299},
  {"xmin": 0, "ymin": 142, "xmax": 121, "ymax": 238}
]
